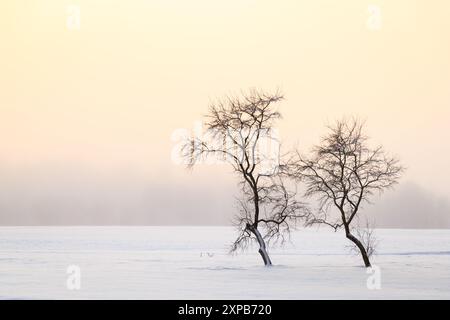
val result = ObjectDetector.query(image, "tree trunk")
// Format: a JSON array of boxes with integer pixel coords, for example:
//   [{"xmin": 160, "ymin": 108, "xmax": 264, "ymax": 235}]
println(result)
[
  {"xmin": 247, "ymin": 224, "xmax": 272, "ymax": 266},
  {"xmin": 346, "ymin": 232, "xmax": 371, "ymax": 267}
]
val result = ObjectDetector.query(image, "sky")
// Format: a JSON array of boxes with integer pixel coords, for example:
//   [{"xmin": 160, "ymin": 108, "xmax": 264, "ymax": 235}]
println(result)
[{"xmin": 0, "ymin": 0, "xmax": 449, "ymax": 227}]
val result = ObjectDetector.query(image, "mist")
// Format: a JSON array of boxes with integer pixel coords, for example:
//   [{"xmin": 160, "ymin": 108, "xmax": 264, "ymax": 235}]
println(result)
[{"xmin": 0, "ymin": 164, "xmax": 448, "ymax": 228}]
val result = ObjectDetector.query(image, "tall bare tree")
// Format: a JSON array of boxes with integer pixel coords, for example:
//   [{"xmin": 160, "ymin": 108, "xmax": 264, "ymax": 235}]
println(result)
[
  {"xmin": 182, "ymin": 89, "xmax": 310, "ymax": 266},
  {"xmin": 286, "ymin": 118, "xmax": 403, "ymax": 267}
]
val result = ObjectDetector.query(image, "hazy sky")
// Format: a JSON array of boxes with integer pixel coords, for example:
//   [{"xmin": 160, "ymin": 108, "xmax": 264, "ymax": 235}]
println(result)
[{"xmin": 1, "ymin": 0, "xmax": 449, "ymax": 227}]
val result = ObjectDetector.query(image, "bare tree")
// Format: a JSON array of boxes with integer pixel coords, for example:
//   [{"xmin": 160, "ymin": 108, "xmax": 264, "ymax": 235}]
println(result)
[
  {"xmin": 348, "ymin": 219, "xmax": 378, "ymax": 259},
  {"xmin": 286, "ymin": 118, "xmax": 403, "ymax": 267},
  {"xmin": 182, "ymin": 89, "xmax": 310, "ymax": 266}
]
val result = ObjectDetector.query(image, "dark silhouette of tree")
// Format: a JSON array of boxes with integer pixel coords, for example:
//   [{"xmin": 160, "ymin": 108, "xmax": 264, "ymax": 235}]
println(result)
[
  {"xmin": 286, "ymin": 118, "xmax": 403, "ymax": 267},
  {"xmin": 182, "ymin": 89, "xmax": 310, "ymax": 266}
]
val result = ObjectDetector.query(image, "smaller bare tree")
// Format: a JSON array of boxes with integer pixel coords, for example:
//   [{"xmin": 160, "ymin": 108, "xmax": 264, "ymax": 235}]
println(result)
[
  {"xmin": 182, "ymin": 89, "xmax": 310, "ymax": 266},
  {"xmin": 286, "ymin": 118, "xmax": 403, "ymax": 267}
]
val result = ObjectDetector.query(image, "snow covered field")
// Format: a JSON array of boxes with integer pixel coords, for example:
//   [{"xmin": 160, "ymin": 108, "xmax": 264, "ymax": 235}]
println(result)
[{"xmin": 0, "ymin": 226, "xmax": 449, "ymax": 299}]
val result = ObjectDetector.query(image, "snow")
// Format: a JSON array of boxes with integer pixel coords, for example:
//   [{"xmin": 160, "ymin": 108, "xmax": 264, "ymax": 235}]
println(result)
[{"xmin": 0, "ymin": 226, "xmax": 449, "ymax": 299}]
